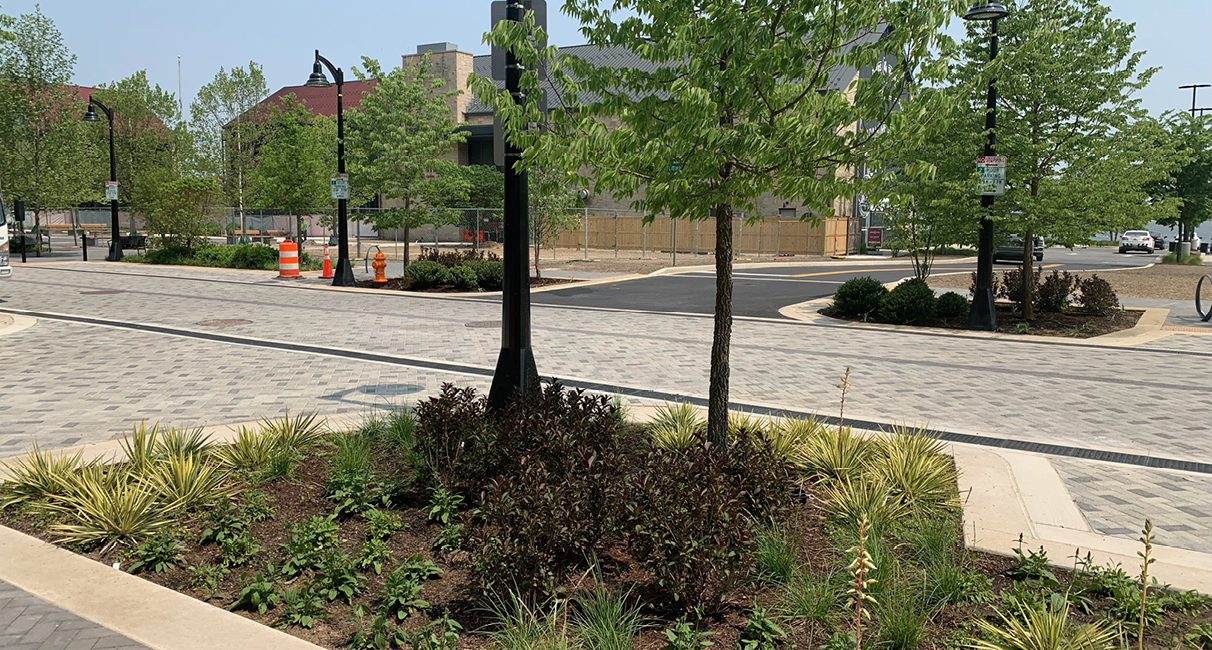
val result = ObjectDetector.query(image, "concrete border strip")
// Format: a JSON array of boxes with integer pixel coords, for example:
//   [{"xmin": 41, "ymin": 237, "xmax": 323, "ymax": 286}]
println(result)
[{"xmin": 0, "ymin": 312, "xmax": 37, "ymax": 337}]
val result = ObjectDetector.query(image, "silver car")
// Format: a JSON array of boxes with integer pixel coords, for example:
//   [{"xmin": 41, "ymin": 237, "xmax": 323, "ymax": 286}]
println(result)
[{"xmin": 1118, "ymin": 230, "xmax": 1154, "ymax": 254}]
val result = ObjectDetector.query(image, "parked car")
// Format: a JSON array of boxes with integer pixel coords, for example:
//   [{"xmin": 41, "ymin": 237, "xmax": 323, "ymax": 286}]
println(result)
[
  {"xmin": 994, "ymin": 235, "xmax": 1044, "ymax": 263},
  {"xmin": 1150, "ymin": 232, "xmax": 1166, "ymax": 250},
  {"xmin": 1118, "ymin": 230, "xmax": 1153, "ymax": 254}
]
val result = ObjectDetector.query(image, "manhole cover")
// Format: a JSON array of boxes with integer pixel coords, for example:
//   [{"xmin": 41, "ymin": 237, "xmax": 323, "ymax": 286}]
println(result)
[
  {"xmin": 80, "ymin": 290, "xmax": 124, "ymax": 295},
  {"xmin": 196, "ymin": 319, "xmax": 252, "ymax": 327},
  {"xmin": 465, "ymin": 320, "xmax": 502, "ymax": 328}
]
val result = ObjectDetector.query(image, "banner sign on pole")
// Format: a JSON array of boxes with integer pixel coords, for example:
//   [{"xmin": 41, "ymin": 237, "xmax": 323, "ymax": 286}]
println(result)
[
  {"xmin": 330, "ymin": 174, "xmax": 349, "ymax": 200},
  {"xmin": 976, "ymin": 156, "xmax": 1006, "ymax": 196},
  {"xmin": 105, "ymin": 181, "xmax": 119, "ymax": 201}
]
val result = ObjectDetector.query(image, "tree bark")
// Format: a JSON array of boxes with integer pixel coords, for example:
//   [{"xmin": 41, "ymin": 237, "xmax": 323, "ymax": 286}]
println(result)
[
  {"xmin": 707, "ymin": 205, "xmax": 734, "ymax": 448},
  {"xmin": 403, "ymin": 224, "xmax": 411, "ymax": 269},
  {"xmin": 1021, "ymin": 227, "xmax": 1034, "ymax": 320}
]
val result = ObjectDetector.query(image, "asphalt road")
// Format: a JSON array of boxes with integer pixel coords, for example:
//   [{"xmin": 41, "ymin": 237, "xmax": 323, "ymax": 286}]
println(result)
[{"xmin": 530, "ymin": 246, "xmax": 1160, "ymax": 319}]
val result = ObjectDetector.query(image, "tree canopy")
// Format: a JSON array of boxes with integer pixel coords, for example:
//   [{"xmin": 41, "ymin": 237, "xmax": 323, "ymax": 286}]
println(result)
[
  {"xmin": 249, "ymin": 94, "xmax": 335, "ymax": 239},
  {"xmin": 189, "ymin": 61, "xmax": 269, "ymax": 222}
]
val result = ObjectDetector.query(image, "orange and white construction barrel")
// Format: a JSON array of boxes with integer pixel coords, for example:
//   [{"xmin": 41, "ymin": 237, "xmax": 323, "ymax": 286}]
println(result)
[{"xmin": 278, "ymin": 238, "xmax": 300, "ymax": 278}]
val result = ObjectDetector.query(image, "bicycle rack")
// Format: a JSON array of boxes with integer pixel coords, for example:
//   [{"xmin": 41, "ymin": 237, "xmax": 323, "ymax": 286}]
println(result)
[{"xmin": 1198, "ymin": 274, "xmax": 1212, "ymax": 323}]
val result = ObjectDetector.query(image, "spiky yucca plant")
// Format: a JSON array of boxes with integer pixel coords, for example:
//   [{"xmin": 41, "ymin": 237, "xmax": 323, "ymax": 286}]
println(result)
[
  {"xmin": 44, "ymin": 472, "xmax": 180, "ymax": 551},
  {"xmin": 648, "ymin": 402, "xmax": 705, "ymax": 450},
  {"xmin": 260, "ymin": 409, "xmax": 327, "ymax": 450},
  {"xmin": 762, "ymin": 416, "xmax": 828, "ymax": 468},
  {"xmin": 120, "ymin": 422, "xmax": 161, "ymax": 475},
  {"xmin": 0, "ymin": 443, "xmax": 88, "ymax": 508},
  {"xmin": 218, "ymin": 426, "xmax": 277, "ymax": 472},
  {"xmin": 144, "ymin": 456, "xmax": 233, "ymax": 510},
  {"xmin": 803, "ymin": 426, "xmax": 875, "ymax": 482},
  {"xmin": 967, "ymin": 603, "xmax": 1117, "ymax": 650},
  {"xmin": 156, "ymin": 426, "xmax": 214, "ymax": 462},
  {"xmin": 822, "ymin": 477, "xmax": 909, "ymax": 532},
  {"xmin": 870, "ymin": 425, "xmax": 959, "ymax": 509}
]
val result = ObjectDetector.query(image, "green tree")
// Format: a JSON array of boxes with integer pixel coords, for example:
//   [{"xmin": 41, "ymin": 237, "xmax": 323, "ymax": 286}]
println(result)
[
  {"xmin": 91, "ymin": 70, "xmax": 190, "ymax": 222},
  {"xmin": 144, "ymin": 176, "xmax": 222, "ymax": 249},
  {"xmin": 475, "ymin": 0, "xmax": 962, "ymax": 444},
  {"xmin": 189, "ymin": 62, "xmax": 269, "ymax": 235},
  {"xmin": 0, "ymin": 4, "xmax": 92, "ymax": 253},
  {"xmin": 529, "ymin": 166, "xmax": 580, "ymax": 277},
  {"xmin": 955, "ymin": 0, "xmax": 1179, "ymax": 319},
  {"xmin": 1149, "ymin": 112, "xmax": 1211, "ymax": 253},
  {"xmin": 462, "ymin": 164, "xmax": 504, "ymax": 209},
  {"xmin": 347, "ymin": 55, "xmax": 469, "ymax": 269},
  {"xmin": 882, "ymin": 94, "xmax": 983, "ymax": 278},
  {"xmin": 249, "ymin": 94, "xmax": 334, "ymax": 248}
]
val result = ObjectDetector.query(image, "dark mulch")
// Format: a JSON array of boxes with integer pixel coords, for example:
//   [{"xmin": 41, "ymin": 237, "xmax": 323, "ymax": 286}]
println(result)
[
  {"xmin": 355, "ymin": 277, "xmax": 576, "ymax": 292},
  {"xmin": 820, "ymin": 303, "xmax": 1143, "ymax": 338}
]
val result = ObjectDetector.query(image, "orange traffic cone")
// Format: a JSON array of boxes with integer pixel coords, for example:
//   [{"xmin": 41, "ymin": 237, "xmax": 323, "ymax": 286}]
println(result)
[{"xmin": 321, "ymin": 244, "xmax": 334, "ymax": 279}]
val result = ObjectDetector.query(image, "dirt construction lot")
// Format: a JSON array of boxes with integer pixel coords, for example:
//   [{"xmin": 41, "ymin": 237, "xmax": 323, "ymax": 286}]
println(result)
[{"xmin": 927, "ymin": 261, "xmax": 1211, "ymax": 300}]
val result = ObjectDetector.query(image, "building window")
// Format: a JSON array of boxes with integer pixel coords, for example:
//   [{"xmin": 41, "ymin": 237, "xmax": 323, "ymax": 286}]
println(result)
[
  {"xmin": 778, "ymin": 208, "xmax": 796, "ymax": 219},
  {"xmin": 467, "ymin": 138, "xmax": 494, "ymax": 167}
]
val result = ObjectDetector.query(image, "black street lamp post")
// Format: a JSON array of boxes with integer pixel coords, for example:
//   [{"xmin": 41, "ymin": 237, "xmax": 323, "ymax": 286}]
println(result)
[
  {"xmin": 305, "ymin": 50, "xmax": 356, "ymax": 287},
  {"xmin": 487, "ymin": 0, "xmax": 539, "ymax": 409},
  {"xmin": 82, "ymin": 97, "xmax": 122, "ymax": 262},
  {"xmin": 964, "ymin": 0, "xmax": 1009, "ymax": 332},
  {"xmin": 1177, "ymin": 84, "xmax": 1210, "ymax": 254}
]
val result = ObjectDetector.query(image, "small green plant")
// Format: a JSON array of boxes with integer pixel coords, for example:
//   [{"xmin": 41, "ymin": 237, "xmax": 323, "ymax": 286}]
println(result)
[
  {"xmin": 662, "ymin": 615, "xmax": 714, "ymax": 650},
  {"xmin": 1162, "ymin": 589, "xmax": 1211, "ymax": 614},
  {"xmin": 846, "ymin": 516, "xmax": 878, "ymax": 650},
  {"xmin": 822, "ymin": 631, "xmax": 858, "ymax": 650},
  {"xmin": 1015, "ymin": 322, "xmax": 1030, "ymax": 335},
  {"xmin": 1186, "ymin": 622, "xmax": 1212, "ymax": 650},
  {"xmin": 241, "ymin": 490, "xmax": 275, "ymax": 522},
  {"xmin": 359, "ymin": 538, "xmax": 395, "ymax": 575},
  {"xmin": 380, "ymin": 566, "xmax": 429, "ymax": 620},
  {"xmin": 327, "ymin": 471, "xmax": 390, "ymax": 517},
  {"xmin": 484, "ymin": 590, "xmax": 574, "ymax": 650},
  {"xmin": 348, "ymin": 610, "xmax": 409, "ymax": 650},
  {"xmin": 572, "ymin": 585, "xmax": 645, "ymax": 650},
  {"xmin": 127, "ymin": 529, "xmax": 186, "ymax": 574},
  {"xmin": 280, "ymin": 515, "xmax": 342, "ymax": 576},
  {"xmin": 428, "ymin": 487, "xmax": 464, "ymax": 525},
  {"xmin": 875, "ymin": 589, "xmax": 928, "ymax": 650},
  {"xmin": 188, "ymin": 562, "xmax": 229, "ymax": 597},
  {"xmin": 779, "ymin": 570, "xmax": 837, "ymax": 623},
  {"xmin": 332, "ymin": 431, "xmax": 374, "ymax": 477},
  {"xmin": 1006, "ymin": 537, "xmax": 1059, "ymax": 586},
  {"xmin": 313, "ymin": 550, "xmax": 364, "ymax": 603},
  {"xmin": 199, "ymin": 500, "xmax": 246, "ymax": 545},
  {"xmin": 755, "ymin": 528, "xmax": 796, "ymax": 584},
  {"xmin": 229, "ymin": 570, "xmax": 280, "ymax": 614},
  {"xmin": 413, "ymin": 610, "xmax": 463, "ymax": 650},
  {"xmin": 433, "ymin": 523, "xmax": 464, "ymax": 553},
  {"xmin": 261, "ymin": 443, "xmax": 301, "ymax": 481},
  {"xmin": 219, "ymin": 528, "xmax": 261, "ymax": 567},
  {"xmin": 737, "ymin": 606, "xmax": 784, "ymax": 650},
  {"xmin": 276, "ymin": 585, "xmax": 329, "ymax": 629},
  {"xmin": 364, "ymin": 509, "xmax": 405, "ymax": 541}
]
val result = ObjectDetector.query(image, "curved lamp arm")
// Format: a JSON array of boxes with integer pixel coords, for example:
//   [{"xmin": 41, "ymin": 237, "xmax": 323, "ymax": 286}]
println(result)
[
  {"xmin": 314, "ymin": 50, "xmax": 344, "ymax": 85},
  {"xmin": 87, "ymin": 96, "xmax": 114, "ymax": 119}
]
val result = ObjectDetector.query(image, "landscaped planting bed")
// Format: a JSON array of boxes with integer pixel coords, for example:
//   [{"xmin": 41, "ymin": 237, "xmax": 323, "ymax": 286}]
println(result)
[{"xmin": 1, "ymin": 389, "xmax": 1208, "ymax": 650}]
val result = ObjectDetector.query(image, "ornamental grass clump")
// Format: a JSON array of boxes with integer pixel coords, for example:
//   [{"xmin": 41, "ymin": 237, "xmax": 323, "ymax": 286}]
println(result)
[
  {"xmin": 0, "ymin": 443, "xmax": 90, "ymax": 508},
  {"xmin": 870, "ymin": 425, "xmax": 959, "ymax": 510}
]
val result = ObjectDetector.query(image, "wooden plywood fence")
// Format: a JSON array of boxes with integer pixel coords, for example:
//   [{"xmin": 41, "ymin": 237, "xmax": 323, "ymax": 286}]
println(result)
[{"xmin": 551, "ymin": 215, "xmax": 857, "ymax": 256}]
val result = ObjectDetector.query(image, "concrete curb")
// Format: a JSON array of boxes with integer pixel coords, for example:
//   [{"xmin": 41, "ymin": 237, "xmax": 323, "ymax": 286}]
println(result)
[{"xmin": 0, "ymin": 313, "xmax": 37, "ymax": 337}]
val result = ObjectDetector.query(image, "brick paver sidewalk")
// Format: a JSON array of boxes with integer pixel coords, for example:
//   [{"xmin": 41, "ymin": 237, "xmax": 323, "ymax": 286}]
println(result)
[{"xmin": 0, "ymin": 580, "xmax": 148, "ymax": 650}]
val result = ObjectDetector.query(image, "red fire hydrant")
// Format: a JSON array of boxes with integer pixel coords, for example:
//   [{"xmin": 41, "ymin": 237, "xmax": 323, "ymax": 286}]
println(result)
[{"xmin": 371, "ymin": 249, "xmax": 387, "ymax": 284}]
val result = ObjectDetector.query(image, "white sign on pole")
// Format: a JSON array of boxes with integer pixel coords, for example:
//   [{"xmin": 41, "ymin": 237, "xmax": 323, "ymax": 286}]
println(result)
[
  {"xmin": 976, "ymin": 156, "xmax": 1006, "ymax": 196},
  {"xmin": 105, "ymin": 181, "xmax": 118, "ymax": 201},
  {"xmin": 330, "ymin": 174, "xmax": 349, "ymax": 200}
]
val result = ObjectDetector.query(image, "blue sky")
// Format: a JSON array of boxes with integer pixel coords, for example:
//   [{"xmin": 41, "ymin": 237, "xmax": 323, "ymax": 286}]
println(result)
[{"xmin": 10, "ymin": 0, "xmax": 1212, "ymax": 121}]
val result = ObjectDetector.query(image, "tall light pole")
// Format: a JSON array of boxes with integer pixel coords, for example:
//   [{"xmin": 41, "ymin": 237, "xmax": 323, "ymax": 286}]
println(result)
[
  {"xmin": 488, "ymin": 0, "xmax": 539, "ymax": 409},
  {"xmin": 82, "ymin": 97, "xmax": 122, "ymax": 262},
  {"xmin": 304, "ymin": 51, "xmax": 355, "ymax": 286},
  {"xmin": 1177, "ymin": 84, "xmax": 1209, "ymax": 253},
  {"xmin": 964, "ymin": 0, "xmax": 1009, "ymax": 332}
]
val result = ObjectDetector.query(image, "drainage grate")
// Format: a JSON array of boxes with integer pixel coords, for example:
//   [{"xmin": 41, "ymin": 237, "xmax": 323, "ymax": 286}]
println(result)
[
  {"xmin": 80, "ymin": 290, "xmax": 124, "ymax": 295},
  {"xmin": 465, "ymin": 321, "xmax": 502, "ymax": 328},
  {"xmin": 196, "ymin": 319, "xmax": 252, "ymax": 327}
]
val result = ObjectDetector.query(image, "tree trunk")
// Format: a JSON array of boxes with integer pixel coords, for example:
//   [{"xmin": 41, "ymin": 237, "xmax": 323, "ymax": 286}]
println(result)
[
  {"xmin": 404, "ymin": 223, "xmax": 414, "ymax": 269},
  {"xmin": 1021, "ymin": 228, "xmax": 1034, "ymax": 320},
  {"xmin": 34, "ymin": 211, "xmax": 42, "ymax": 257},
  {"xmin": 707, "ymin": 204, "xmax": 734, "ymax": 448}
]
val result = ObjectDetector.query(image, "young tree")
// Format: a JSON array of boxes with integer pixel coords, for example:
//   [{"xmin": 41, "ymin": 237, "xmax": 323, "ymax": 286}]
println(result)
[
  {"xmin": 461, "ymin": 164, "xmax": 505, "ymax": 251},
  {"xmin": 475, "ymin": 0, "xmax": 962, "ymax": 444},
  {"xmin": 249, "ymin": 95, "xmax": 335, "ymax": 249},
  {"xmin": 529, "ymin": 165, "xmax": 580, "ymax": 277},
  {"xmin": 956, "ymin": 0, "xmax": 1178, "ymax": 319},
  {"xmin": 0, "ymin": 5, "xmax": 92, "ymax": 253},
  {"xmin": 347, "ymin": 55, "xmax": 469, "ymax": 269},
  {"xmin": 189, "ymin": 62, "xmax": 269, "ymax": 236},
  {"xmin": 144, "ymin": 176, "xmax": 222, "ymax": 249},
  {"xmin": 1149, "ymin": 112, "xmax": 1211, "ymax": 251}
]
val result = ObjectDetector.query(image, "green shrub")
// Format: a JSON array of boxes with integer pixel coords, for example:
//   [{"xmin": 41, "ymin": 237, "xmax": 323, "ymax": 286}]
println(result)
[
  {"xmin": 875, "ymin": 589, "xmax": 928, "ymax": 650},
  {"xmin": 1037, "ymin": 270, "xmax": 1076, "ymax": 313},
  {"xmin": 738, "ymin": 606, "xmax": 784, "ymax": 650},
  {"xmin": 1161, "ymin": 252, "xmax": 1206, "ymax": 265},
  {"xmin": 275, "ymin": 585, "xmax": 329, "ymax": 628},
  {"xmin": 448, "ymin": 264, "xmax": 479, "ymax": 291},
  {"xmin": 128, "ymin": 529, "xmax": 186, "ymax": 573},
  {"xmin": 380, "ymin": 561, "xmax": 434, "ymax": 620},
  {"xmin": 832, "ymin": 276, "xmax": 888, "ymax": 320},
  {"xmin": 363, "ymin": 509, "xmax": 405, "ymax": 541},
  {"xmin": 229, "ymin": 570, "xmax": 280, "ymax": 614},
  {"xmin": 998, "ymin": 267, "xmax": 1040, "ymax": 311},
  {"xmin": 1077, "ymin": 275, "xmax": 1119, "ymax": 315},
  {"xmin": 935, "ymin": 292, "xmax": 969, "ymax": 319},
  {"xmin": 969, "ymin": 271, "xmax": 1001, "ymax": 299},
  {"xmin": 144, "ymin": 247, "xmax": 192, "ymax": 265},
  {"xmin": 465, "ymin": 260, "xmax": 505, "ymax": 291},
  {"xmin": 405, "ymin": 260, "xmax": 452, "ymax": 289},
  {"xmin": 279, "ymin": 515, "xmax": 341, "ymax": 577},
  {"xmin": 878, "ymin": 278, "xmax": 937, "ymax": 325}
]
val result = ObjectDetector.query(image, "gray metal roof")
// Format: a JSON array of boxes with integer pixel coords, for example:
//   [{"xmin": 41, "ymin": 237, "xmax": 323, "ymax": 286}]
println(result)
[{"xmin": 464, "ymin": 27, "xmax": 891, "ymax": 116}]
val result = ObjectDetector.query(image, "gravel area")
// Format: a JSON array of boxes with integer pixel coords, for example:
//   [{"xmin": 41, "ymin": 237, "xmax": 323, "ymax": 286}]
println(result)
[{"xmin": 927, "ymin": 261, "xmax": 1212, "ymax": 300}]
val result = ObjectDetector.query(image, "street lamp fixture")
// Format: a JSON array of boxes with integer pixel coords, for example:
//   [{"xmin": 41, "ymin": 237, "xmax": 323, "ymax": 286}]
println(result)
[
  {"xmin": 305, "ymin": 50, "xmax": 354, "ymax": 286},
  {"xmin": 81, "ymin": 97, "xmax": 123, "ymax": 262},
  {"xmin": 963, "ymin": 1, "xmax": 1009, "ymax": 21}
]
